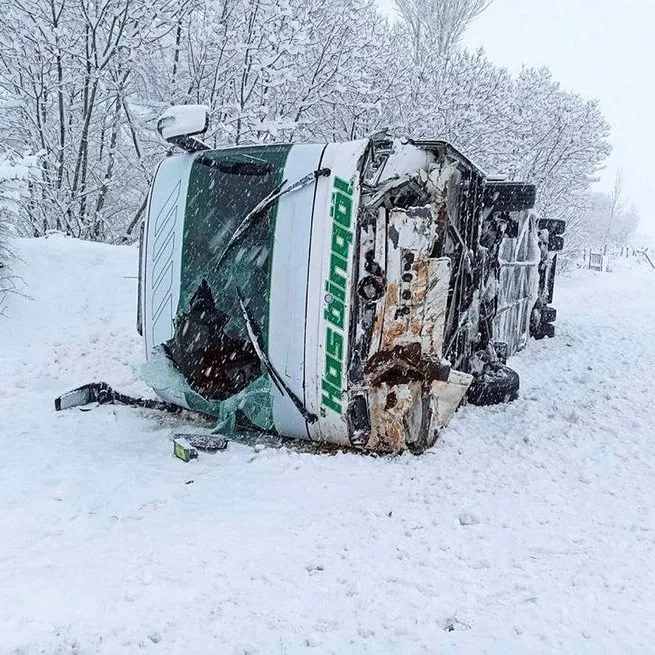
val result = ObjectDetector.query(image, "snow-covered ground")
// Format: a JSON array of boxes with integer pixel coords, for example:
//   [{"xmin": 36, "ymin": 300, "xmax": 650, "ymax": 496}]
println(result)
[{"xmin": 1, "ymin": 235, "xmax": 654, "ymax": 654}]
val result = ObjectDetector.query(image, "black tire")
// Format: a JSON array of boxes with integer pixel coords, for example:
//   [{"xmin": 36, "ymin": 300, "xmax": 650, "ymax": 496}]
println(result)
[
  {"xmin": 538, "ymin": 218, "xmax": 566, "ymax": 235},
  {"xmin": 467, "ymin": 364, "xmax": 520, "ymax": 406},
  {"xmin": 530, "ymin": 302, "xmax": 557, "ymax": 339},
  {"xmin": 541, "ymin": 306, "xmax": 557, "ymax": 323},
  {"xmin": 534, "ymin": 322, "xmax": 556, "ymax": 340},
  {"xmin": 548, "ymin": 234, "xmax": 565, "ymax": 251},
  {"xmin": 483, "ymin": 182, "xmax": 536, "ymax": 212}
]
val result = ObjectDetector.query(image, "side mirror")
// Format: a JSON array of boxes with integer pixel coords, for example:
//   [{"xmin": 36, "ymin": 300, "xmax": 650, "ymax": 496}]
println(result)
[{"xmin": 157, "ymin": 105, "xmax": 210, "ymax": 152}]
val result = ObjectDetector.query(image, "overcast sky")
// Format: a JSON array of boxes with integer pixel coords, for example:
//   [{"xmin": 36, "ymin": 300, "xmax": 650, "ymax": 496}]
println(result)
[{"xmin": 379, "ymin": 0, "xmax": 655, "ymax": 235}]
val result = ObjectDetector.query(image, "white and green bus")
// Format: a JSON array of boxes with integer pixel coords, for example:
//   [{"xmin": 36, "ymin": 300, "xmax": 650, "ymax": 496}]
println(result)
[{"xmin": 135, "ymin": 105, "xmax": 562, "ymax": 453}]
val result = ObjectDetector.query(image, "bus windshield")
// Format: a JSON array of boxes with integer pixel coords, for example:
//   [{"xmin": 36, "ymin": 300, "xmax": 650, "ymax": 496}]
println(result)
[{"xmin": 163, "ymin": 144, "xmax": 292, "ymax": 402}]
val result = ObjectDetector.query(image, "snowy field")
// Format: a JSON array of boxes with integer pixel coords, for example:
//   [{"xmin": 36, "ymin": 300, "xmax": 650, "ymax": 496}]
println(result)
[{"xmin": 1, "ymin": 234, "xmax": 654, "ymax": 654}]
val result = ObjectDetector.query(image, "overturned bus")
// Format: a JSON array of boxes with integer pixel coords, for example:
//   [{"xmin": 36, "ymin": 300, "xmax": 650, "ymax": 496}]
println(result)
[{"xmin": 136, "ymin": 105, "xmax": 564, "ymax": 453}]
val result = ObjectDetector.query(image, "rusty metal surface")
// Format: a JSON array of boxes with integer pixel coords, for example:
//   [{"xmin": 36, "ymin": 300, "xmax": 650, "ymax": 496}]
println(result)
[
  {"xmin": 366, "ymin": 381, "xmax": 423, "ymax": 452},
  {"xmin": 360, "ymin": 202, "xmax": 472, "ymax": 453},
  {"xmin": 378, "ymin": 206, "xmax": 445, "ymax": 353}
]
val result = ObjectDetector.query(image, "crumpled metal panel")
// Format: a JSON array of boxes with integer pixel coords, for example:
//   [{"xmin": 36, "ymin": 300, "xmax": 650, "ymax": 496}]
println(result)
[
  {"xmin": 429, "ymin": 370, "xmax": 473, "ymax": 428},
  {"xmin": 365, "ymin": 372, "xmax": 472, "ymax": 453},
  {"xmin": 378, "ymin": 206, "xmax": 446, "ymax": 354},
  {"xmin": 367, "ymin": 381, "xmax": 424, "ymax": 452},
  {"xmin": 364, "ymin": 203, "xmax": 472, "ymax": 452},
  {"xmin": 420, "ymin": 257, "xmax": 452, "ymax": 357}
]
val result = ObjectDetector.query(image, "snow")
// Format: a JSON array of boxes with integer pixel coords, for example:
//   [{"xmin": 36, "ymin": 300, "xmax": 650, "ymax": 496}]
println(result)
[{"xmin": 1, "ymin": 234, "xmax": 655, "ymax": 653}]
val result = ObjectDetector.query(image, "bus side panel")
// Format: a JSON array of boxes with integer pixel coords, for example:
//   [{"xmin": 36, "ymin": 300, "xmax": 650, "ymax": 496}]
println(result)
[
  {"xmin": 305, "ymin": 139, "xmax": 369, "ymax": 446},
  {"xmin": 268, "ymin": 143, "xmax": 326, "ymax": 439}
]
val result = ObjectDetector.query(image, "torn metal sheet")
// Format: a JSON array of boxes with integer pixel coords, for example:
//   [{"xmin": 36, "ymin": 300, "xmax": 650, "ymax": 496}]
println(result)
[
  {"xmin": 367, "ymin": 381, "xmax": 423, "ymax": 452},
  {"xmin": 429, "ymin": 370, "xmax": 474, "ymax": 428},
  {"xmin": 376, "ymin": 206, "xmax": 442, "ymax": 352},
  {"xmin": 355, "ymin": 197, "xmax": 472, "ymax": 451}
]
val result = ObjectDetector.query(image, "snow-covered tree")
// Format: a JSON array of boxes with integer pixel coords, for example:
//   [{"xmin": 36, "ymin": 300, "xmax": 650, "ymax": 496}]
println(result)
[
  {"xmin": 0, "ymin": 0, "xmax": 615, "ymax": 247},
  {"xmin": 395, "ymin": 0, "xmax": 492, "ymax": 65},
  {"xmin": 0, "ymin": 0, "xmax": 183, "ymax": 240},
  {"xmin": 571, "ymin": 191, "xmax": 640, "ymax": 250},
  {"xmin": 504, "ymin": 67, "xmax": 611, "ymax": 225},
  {"xmin": 0, "ymin": 151, "xmax": 38, "ymax": 313}
]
